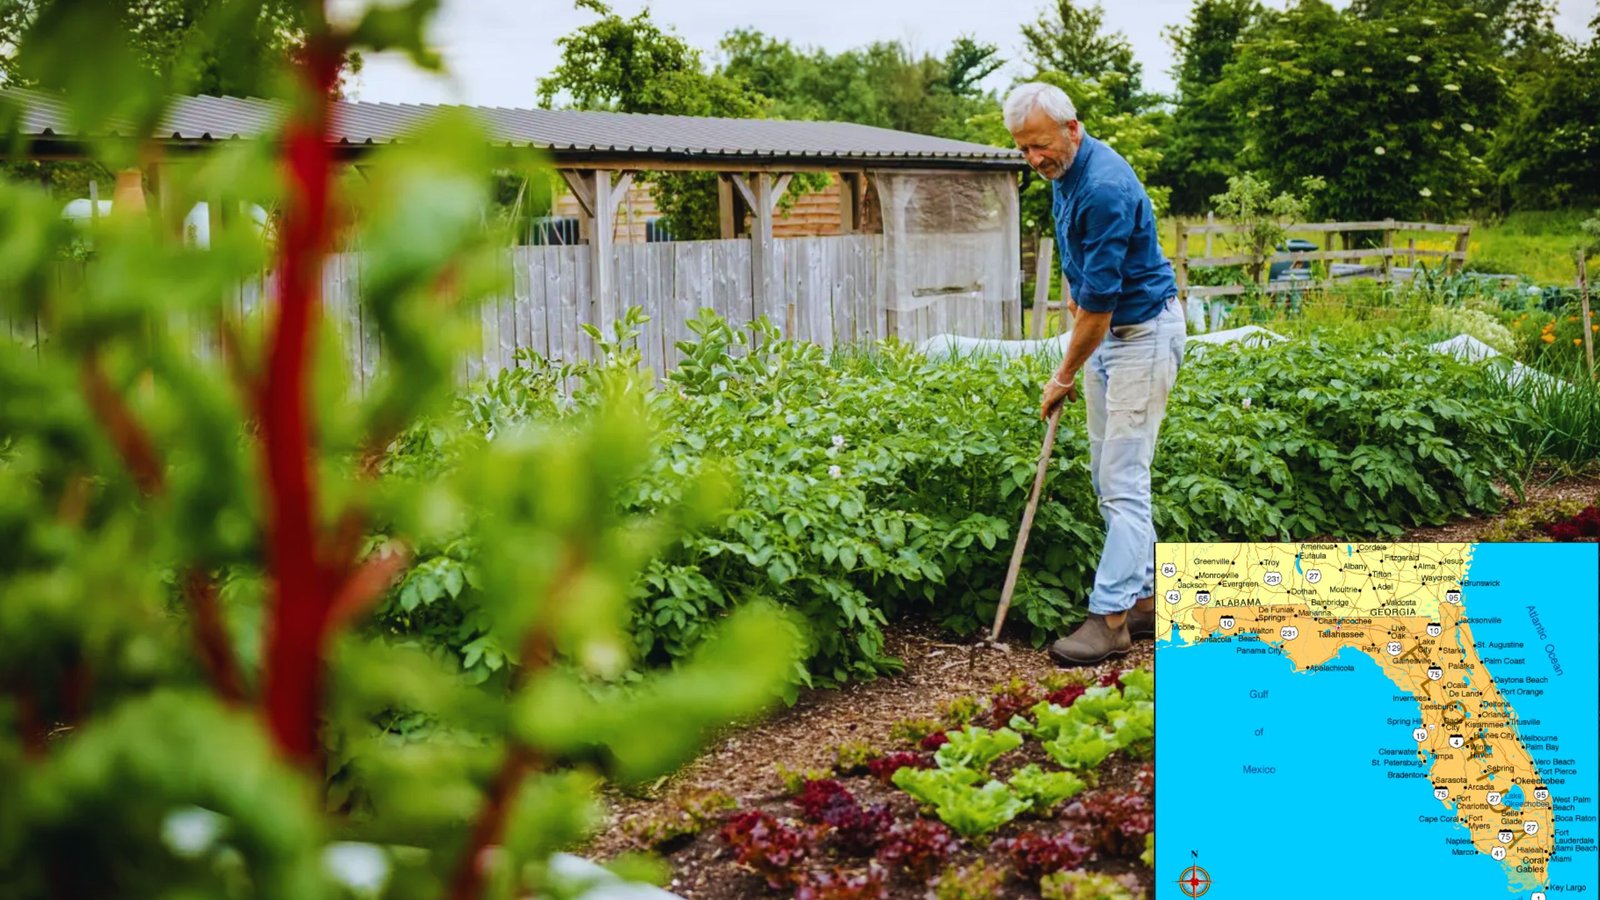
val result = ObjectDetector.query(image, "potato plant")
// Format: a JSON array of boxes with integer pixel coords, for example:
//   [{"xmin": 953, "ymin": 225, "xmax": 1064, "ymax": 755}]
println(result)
[{"xmin": 384, "ymin": 315, "xmax": 1525, "ymax": 686}]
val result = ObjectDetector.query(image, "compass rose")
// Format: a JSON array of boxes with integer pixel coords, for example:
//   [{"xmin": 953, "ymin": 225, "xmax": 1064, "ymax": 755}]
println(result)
[{"xmin": 1176, "ymin": 865, "xmax": 1212, "ymax": 898}]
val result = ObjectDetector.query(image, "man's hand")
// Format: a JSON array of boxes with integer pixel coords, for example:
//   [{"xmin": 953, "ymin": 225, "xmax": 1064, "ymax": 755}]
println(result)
[{"xmin": 1040, "ymin": 371, "xmax": 1076, "ymax": 420}]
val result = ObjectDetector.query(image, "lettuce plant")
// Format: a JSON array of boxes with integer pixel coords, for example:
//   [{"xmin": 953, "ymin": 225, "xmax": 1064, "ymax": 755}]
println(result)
[
  {"xmin": 997, "ymin": 830, "xmax": 1091, "ymax": 881},
  {"xmin": 1009, "ymin": 764, "xmax": 1088, "ymax": 813},
  {"xmin": 720, "ymin": 810, "xmax": 819, "ymax": 889},
  {"xmin": 933, "ymin": 725, "xmax": 1023, "ymax": 773},
  {"xmin": 892, "ymin": 767, "xmax": 1026, "ymax": 838},
  {"xmin": 875, "ymin": 818, "xmax": 960, "ymax": 880}
]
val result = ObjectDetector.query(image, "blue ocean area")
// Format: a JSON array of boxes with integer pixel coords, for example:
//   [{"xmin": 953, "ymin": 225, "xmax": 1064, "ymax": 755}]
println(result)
[{"xmin": 1156, "ymin": 542, "xmax": 1598, "ymax": 899}]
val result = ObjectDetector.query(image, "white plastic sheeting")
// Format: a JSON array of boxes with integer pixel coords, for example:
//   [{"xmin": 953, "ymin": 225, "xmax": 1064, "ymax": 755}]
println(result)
[{"xmin": 872, "ymin": 170, "xmax": 1021, "ymax": 340}]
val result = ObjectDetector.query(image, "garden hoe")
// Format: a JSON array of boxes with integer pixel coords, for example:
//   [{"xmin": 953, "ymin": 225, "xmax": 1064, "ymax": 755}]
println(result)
[{"xmin": 972, "ymin": 404, "xmax": 1064, "ymax": 665}]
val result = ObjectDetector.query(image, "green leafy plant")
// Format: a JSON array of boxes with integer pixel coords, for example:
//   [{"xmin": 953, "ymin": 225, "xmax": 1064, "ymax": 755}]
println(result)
[
  {"xmin": 0, "ymin": 5, "xmax": 801, "ymax": 899},
  {"xmin": 1209, "ymin": 171, "xmax": 1325, "ymax": 284},
  {"xmin": 938, "ymin": 696, "xmax": 983, "ymax": 728},
  {"xmin": 1040, "ymin": 869, "xmax": 1141, "ymax": 900},
  {"xmin": 891, "ymin": 767, "xmax": 1027, "ymax": 838},
  {"xmin": 934, "ymin": 859, "xmax": 1006, "ymax": 900},
  {"xmin": 1009, "ymin": 764, "xmax": 1088, "ymax": 814},
  {"xmin": 889, "ymin": 717, "xmax": 944, "ymax": 745},
  {"xmin": 933, "ymin": 725, "xmax": 1022, "ymax": 774},
  {"xmin": 833, "ymin": 739, "xmax": 880, "ymax": 775},
  {"xmin": 778, "ymin": 765, "xmax": 837, "ymax": 796}
]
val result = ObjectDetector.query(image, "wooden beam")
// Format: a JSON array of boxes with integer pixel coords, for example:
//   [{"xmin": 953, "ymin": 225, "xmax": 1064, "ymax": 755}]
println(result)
[
  {"xmin": 560, "ymin": 169, "xmax": 597, "ymax": 218},
  {"xmin": 607, "ymin": 171, "xmax": 634, "ymax": 208},
  {"xmin": 729, "ymin": 173, "xmax": 758, "ymax": 212},
  {"xmin": 769, "ymin": 173, "xmax": 793, "ymax": 210}
]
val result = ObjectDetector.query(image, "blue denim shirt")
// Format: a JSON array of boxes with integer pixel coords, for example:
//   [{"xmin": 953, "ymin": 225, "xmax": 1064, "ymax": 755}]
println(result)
[{"xmin": 1051, "ymin": 130, "xmax": 1176, "ymax": 327}]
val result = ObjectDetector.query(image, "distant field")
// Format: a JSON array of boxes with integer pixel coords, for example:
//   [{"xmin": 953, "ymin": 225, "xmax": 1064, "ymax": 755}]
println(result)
[{"xmin": 1154, "ymin": 209, "xmax": 1589, "ymax": 286}]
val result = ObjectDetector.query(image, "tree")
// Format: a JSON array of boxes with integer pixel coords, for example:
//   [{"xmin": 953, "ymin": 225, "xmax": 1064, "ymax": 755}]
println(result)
[
  {"xmin": 1154, "ymin": 0, "xmax": 1265, "ymax": 215},
  {"xmin": 715, "ymin": 30, "xmax": 1002, "ymax": 141},
  {"xmin": 1486, "ymin": 25, "xmax": 1598, "ymax": 209},
  {"xmin": 0, "ymin": 0, "xmax": 353, "ymax": 97},
  {"xmin": 1209, "ymin": 171, "xmax": 1325, "ymax": 282},
  {"xmin": 539, "ymin": 0, "xmax": 762, "ymax": 240},
  {"xmin": 1213, "ymin": 0, "xmax": 1508, "ymax": 222},
  {"xmin": 1020, "ymin": 0, "xmax": 1150, "ymax": 114}
]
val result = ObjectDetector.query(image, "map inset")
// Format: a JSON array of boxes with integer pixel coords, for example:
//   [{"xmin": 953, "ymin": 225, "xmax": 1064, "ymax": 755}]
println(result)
[{"xmin": 1155, "ymin": 542, "xmax": 1597, "ymax": 899}]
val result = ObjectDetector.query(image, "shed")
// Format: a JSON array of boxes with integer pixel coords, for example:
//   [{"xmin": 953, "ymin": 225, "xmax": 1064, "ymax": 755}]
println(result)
[{"xmin": 4, "ymin": 87, "xmax": 1027, "ymax": 378}]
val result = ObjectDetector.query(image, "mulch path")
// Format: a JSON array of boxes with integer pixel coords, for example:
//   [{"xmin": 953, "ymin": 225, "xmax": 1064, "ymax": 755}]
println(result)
[{"xmin": 580, "ymin": 470, "xmax": 1598, "ymax": 896}]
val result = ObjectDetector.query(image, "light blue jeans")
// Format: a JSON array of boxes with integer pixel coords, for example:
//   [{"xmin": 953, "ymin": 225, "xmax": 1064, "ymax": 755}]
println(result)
[{"xmin": 1081, "ymin": 297, "xmax": 1186, "ymax": 615}]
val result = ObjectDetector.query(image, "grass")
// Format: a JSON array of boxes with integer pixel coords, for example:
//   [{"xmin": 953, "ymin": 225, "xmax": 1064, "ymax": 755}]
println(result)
[
  {"xmin": 1460, "ymin": 209, "xmax": 1593, "ymax": 285},
  {"xmin": 1499, "ymin": 356, "xmax": 1600, "ymax": 480}
]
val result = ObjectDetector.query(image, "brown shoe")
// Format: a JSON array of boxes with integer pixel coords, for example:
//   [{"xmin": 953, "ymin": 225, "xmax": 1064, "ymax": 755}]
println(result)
[
  {"xmin": 1128, "ymin": 600, "xmax": 1156, "ymax": 640},
  {"xmin": 1048, "ymin": 614, "xmax": 1132, "ymax": 667}
]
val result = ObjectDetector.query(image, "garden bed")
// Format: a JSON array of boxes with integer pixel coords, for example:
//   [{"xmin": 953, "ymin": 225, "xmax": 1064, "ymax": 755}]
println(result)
[{"xmin": 585, "ymin": 623, "xmax": 1155, "ymax": 899}]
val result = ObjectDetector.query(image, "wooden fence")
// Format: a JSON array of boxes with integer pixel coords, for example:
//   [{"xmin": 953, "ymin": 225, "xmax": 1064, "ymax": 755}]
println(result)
[
  {"xmin": 1174, "ymin": 219, "xmax": 1472, "ymax": 302},
  {"xmin": 6, "ymin": 232, "xmax": 1020, "ymax": 385}
]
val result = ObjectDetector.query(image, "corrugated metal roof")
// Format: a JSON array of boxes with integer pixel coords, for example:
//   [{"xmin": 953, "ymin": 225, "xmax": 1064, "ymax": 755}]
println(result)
[{"xmin": 3, "ymin": 87, "xmax": 1025, "ymax": 170}]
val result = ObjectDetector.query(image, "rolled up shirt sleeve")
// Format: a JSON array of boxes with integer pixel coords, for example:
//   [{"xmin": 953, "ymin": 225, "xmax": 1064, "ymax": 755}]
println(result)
[{"xmin": 1070, "ymin": 181, "xmax": 1134, "ymax": 313}]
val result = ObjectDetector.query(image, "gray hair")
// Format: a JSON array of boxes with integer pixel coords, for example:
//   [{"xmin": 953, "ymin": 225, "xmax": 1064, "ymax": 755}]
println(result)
[{"xmin": 1002, "ymin": 82, "xmax": 1077, "ymax": 132}]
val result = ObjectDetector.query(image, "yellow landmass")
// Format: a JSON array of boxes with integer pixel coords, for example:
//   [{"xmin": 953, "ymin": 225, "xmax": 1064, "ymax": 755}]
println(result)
[{"xmin": 1157, "ymin": 542, "xmax": 1553, "ymax": 892}]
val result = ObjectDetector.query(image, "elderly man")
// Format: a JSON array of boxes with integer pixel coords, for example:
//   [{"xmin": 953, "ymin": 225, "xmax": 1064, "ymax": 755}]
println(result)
[{"xmin": 1004, "ymin": 82, "xmax": 1186, "ymax": 666}]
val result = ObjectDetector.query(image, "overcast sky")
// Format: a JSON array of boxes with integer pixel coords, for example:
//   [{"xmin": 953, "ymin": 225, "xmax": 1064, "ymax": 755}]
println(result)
[{"xmin": 331, "ymin": 0, "xmax": 1598, "ymax": 109}]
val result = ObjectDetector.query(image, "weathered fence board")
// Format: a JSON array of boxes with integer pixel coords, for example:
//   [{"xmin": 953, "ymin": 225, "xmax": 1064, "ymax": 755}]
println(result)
[{"xmin": 7, "ymin": 233, "xmax": 1018, "ymax": 388}]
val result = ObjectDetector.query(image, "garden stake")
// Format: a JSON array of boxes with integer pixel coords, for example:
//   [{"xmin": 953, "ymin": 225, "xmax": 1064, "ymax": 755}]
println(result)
[{"xmin": 974, "ymin": 404, "xmax": 1063, "ymax": 663}]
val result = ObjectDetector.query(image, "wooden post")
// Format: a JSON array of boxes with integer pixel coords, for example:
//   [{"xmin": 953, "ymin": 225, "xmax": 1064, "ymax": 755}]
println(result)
[
  {"xmin": 1381, "ymin": 218, "xmax": 1395, "ymax": 285},
  {"xmin": 1174, "ymin": 221, "xmax": 1189, "ymax": 311},
  {"xmin": 717, "ymin": 175, "xmax": 737, "ymax": 240},
  {"xmin": 1449, "ymin": 226, "xmax": 1470, "ymax": 275},
  {"xmin": 1030, "ymin": 236, "xmax": 1055, "ymax": 339},
  {"xmin": 732, "ymin": 173, "xmax": 791, "ymax": 338},
  {"xmin": 561, "ymin": 169, "xmax": 633, "ymax": 342},
  {"xmin": 1580, "ymin": 252, "xmax": 1595, "ymax": 379},
  {"xmin": 1323, "ymin": 231, "xmax": 1335, "ymax": 291},
  {"xmin": 88, "ymin": 179, "xmax": 99, "ymax": 225},
  {"xmin": 1204, "ymin": 211, "xmax": 1214, "ymax": 258},
  {"xmin": 1407, "ymin": 237, "xmax": 1417, "ymax": 270}
]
